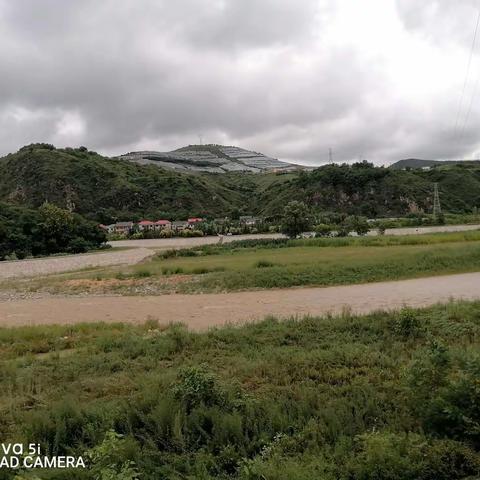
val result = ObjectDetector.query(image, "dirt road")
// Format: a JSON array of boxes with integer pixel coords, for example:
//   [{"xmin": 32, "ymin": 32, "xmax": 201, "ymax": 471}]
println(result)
[
  {"xmin": 0, "ymin": 248, "xmax": 154, "ymax": 280},
  {"xmin": 108, "ymin": 233, "xmax": 285, "ymax": 249},
  {"xmin": 1, "ymin": 271, "xmax": 479, "ymax": 330},
  {"xmin": 379, "ymin": 224, "xmax": 480, "ymax": 236},
  {"xmin": 109, "ymin": 225, "xmax": 480, "ymax": 248},
  {"xmin": 0, "ymin": 234, "xmax": 283, "ymax": 280}
]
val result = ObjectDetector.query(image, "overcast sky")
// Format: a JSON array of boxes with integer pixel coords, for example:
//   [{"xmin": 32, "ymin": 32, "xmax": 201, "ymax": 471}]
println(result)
[{"xmin": 1, "ymin": 0, "xmax": 480, "ymax": 165}]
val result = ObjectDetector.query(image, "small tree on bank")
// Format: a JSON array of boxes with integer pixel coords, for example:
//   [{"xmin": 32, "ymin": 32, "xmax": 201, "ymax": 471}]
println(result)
[{"xmin": 281, "ymin": 201, "xmax": 311, "ymax": 238}]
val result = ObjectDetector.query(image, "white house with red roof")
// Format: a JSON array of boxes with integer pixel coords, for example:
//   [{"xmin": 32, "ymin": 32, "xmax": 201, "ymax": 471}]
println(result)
[
  {"xmin": 138, "ymin": 220, "xmax": 156, "ymax": 231},
  {"xmin": 155, "ymin": 220, "xmax": 171, "ymax": 230},
  {"xmin": 187, "ymin": 217, "xmax": 204, "ymax": 227}
]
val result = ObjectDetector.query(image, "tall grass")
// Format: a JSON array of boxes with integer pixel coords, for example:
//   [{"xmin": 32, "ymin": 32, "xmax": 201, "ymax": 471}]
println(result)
[
  {"xmin": 158, "ymin": 230, "xmax": 480, "ymax": 260},
  {"xmin": 0, "ymin": 302, "xmax": 479, "ymax": 478},
  {"xmin": 178, "ymin": 242, "xmax": 480, "ymax": 292}
]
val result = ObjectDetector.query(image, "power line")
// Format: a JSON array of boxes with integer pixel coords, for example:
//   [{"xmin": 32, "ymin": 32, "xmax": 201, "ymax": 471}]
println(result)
[
  {"xmin": 460, "ymin": 10, "xmax": 480, "ymax": 142},
  {"xmin": 460, "ymin": 65, "xmax": 480, "ymax": 140},
  {"xmin": 453, "ymin": 1, "xmax": 480, "ymax": 140}
]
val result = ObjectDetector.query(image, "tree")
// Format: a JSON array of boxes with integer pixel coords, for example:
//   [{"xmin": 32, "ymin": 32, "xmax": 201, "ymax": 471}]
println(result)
[
  {"xmin": 376, "ymin": 221, "xmax": 387, "ymax": 236},
  {"xmin": 314, "ymin": 223, "xmax": 334, "ymax": 237},
  {"xmin": 38, "ymin": 202, "xmax": 75, "ymax": 253},
  {"xmin": 342, "ymin": 215, "xmax": 370, "ymax": 236},
  {"xmin": 281, "ymin": 201, "xmax": 311, "ymax": 238}
]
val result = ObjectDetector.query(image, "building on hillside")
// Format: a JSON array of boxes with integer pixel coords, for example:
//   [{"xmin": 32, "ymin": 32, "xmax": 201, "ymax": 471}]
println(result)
[
  {"xmin": 187, "ymin": 217, "xmax": 204, "ymax": 228},
  {"xmin": 155, "ymin": 220, "xmax": 171, "ymax": 230},
  {"xmin": 239, "ymin": 216, "xmax": 262, "ymax": 226},
  {"xmin": 172, "ymin": 220, "xmax": 189, "ymax": 231},
  {"xmin": 108, "ymin": 221, "xmax": 134, "ymax": 234},
  {"xmin": 138, "ymin": 220, "xmax": 156, "ymax": 231}
]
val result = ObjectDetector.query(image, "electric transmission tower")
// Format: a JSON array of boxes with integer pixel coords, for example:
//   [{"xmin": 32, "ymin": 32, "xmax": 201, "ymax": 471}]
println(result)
[{"xmin": 433, "ymin": 182, "xmax": 442, "ymax": 217}]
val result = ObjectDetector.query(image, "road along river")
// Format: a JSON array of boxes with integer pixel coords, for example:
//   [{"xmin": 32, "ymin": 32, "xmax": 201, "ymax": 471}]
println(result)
[{"xmin": 1, "ymin": 271, "xmax": 479, "ymax": 329}]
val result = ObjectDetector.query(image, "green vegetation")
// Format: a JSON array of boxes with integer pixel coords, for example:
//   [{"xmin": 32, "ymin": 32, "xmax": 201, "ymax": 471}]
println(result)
[
  {"xmin": 154, "ymin": 236, "xmax": 480, "ymax": 293},
  {"xmin": 0, "ymin": 144, "xmax": 247, "ymax": 224},
  {"xmin": 0, "ymin": 202, "xmax": 106, "ymax": 260},
  {"xmin": 15, "ymin": 230, "xmax": 480, "ymax": 297},
  {"xmin": 280, "ymin": 201, "xmax": 311, "ymax": 238},
  {"xmin": 259, "ymin": 161, "xmax": 480, "ymax": 218},
  {"xmin": 2, "ymin": 145, "xmax": 480, "ymax": 224},
  {"xmin": 0, "ymin": 302, "xmax": 479, "ymax": 478}
]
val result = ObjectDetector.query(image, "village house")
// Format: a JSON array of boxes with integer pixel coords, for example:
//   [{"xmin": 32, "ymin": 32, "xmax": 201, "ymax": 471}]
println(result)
[
  {"xmin": 155, "ymin": 220, "xmax": 171, "ymax": 230},
  {"xmin": 106, "ymin": 221, "xmax": 134, "ymax": 235},
  {"xmin": 187, "ymin": 217, "xmax": 204, "ymax": 227},
  {"xmin": 239, "ymin": 216, "xmax": 262, "ymax": 226},
  {"xmin": 138, "ymin": 220, "xmax": 156, "ymax": 231},
  {"xmin": 172, "ymin": 220, "xmax": 189, "ymax": 231}
]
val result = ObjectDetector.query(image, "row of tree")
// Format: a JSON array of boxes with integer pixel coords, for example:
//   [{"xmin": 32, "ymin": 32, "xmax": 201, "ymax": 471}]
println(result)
[
  {"xmin": 0, "ymin": 202, "xmax": 107, "ymax": 260},
  {"xmin": 281, "ymin": 201, "xmax": 371, "ymax": 238}
]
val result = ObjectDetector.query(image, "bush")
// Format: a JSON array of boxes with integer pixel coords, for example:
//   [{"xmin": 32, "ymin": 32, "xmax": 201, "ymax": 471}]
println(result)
[
  {"xmin": 255, "ymin": 260, "xmax": 275, "ymax": 268},
  {"xmin": 172, "ymin": 366, "xmax": 226, "ymax": 412},
  {"xmin": 347, "ymin": 431, "xmax": 480, "ymax": 480},
  {"xmin": 314, "ymin": 223, "xmax": 334, "ymax": 237},
  {"xmin": 390, "ymin": 308, "xmax": 423, "ymax": 338},
  {"xmin": 407, "ymin": 345, "xmax": 480, "ymax": 446}
]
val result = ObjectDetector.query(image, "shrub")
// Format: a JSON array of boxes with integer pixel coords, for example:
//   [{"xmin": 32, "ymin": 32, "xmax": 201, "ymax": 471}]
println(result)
[
  {"xmin": 134, "ymin": 269, "xmax": 152, "ymax": 278},
  {"xmin": 172, "ymin": 365, "xmax": 225, "ymax": 412},
  {"xmin": 255, "ymin": 260, "xmax": 275, "ymax": 268},
  {"xmin": 314, "ymin": 223, "xmax": 334, "ymax": 237},
  {"xmin": 407, "ymin": 345, "xmax": 480, "ymax": 446},
  {"xmin": 347, "ymin": 431, "xmax": 480, "ymax": 480},
  {"xmin": 390, "ymin": 308, "xmax": 423, "ymax": 338}
]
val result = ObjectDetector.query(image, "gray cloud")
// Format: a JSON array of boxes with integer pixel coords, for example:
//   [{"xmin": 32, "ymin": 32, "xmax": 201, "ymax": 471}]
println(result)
[{"xmin": 1, "ymin": 0, "xmax": 480, "ymax": 164}]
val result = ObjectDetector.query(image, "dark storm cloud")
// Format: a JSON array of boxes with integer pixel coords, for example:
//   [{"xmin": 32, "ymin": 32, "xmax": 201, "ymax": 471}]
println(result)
[{"xmin": 1, "ymin": 0, "xmax": 480, "ymax": 164}]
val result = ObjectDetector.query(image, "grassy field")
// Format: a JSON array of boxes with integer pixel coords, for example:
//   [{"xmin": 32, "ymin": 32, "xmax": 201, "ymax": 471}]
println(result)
[
  {"xmin": 5, "ymin": 230, "xmax": 480, "ymax": 296},
  {"xmin": 153, "ymin": 238, "xmax": 480, "ymax": 292},
  {"xmin": 0, "ymin": 302, "xmax": 479, "ymax": 478}
]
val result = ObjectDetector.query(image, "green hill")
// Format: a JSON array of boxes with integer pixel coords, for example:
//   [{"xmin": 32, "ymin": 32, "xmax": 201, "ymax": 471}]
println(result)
[
  {"xmin": 1, "ymin": 145, "xmax": 480, "ymax": 222},
  {"xmin": 390, "ymin": 158, "xmax": 480, "ymax": 170},
  {"xmin": 257, "ymin": 161, "xmax": 480, "ymax": 217},
  {"xmin": 0, "ymin": 144, "xmax": 248, "ymax": 224}
]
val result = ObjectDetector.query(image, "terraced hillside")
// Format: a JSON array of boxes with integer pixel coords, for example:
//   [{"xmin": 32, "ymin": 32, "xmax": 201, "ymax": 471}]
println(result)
[{"xmin": 119, "ymin": 144, "xmax": 300, "ymax": 173}]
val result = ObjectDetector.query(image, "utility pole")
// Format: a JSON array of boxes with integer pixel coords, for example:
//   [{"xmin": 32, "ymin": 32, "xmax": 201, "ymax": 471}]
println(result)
[
  {"xmin": 329, "ymin": 148, "xmax": 333, "ymax": 164},
  {"xmin": 433, "ymin": 182, "xmax": 442, "ymax": 217}
]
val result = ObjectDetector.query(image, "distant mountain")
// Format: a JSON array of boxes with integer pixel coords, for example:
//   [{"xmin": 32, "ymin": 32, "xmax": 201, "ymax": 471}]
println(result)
[
  {"xmin": 390, "ymin": 158, "xmax": 480, "ymax": 170},
  {"xmin": 0, "ymin": 144, "xmax": 251, "ymax": 223},
  {"xmin": 2, "ymin": 144, "xmax": 480, "ymax": 224},
  {"xmin": 118, "ymin": 144, "xmax": 301, "ymax": 173}
]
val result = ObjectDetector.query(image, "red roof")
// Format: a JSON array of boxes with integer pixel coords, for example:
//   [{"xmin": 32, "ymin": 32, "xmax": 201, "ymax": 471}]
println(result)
[
  {"xmin": 155, "ymin": 220, "xmax": 171, "ymax": 225},
  {"xmin": 138, "ymin": 220, "xmax": 155, "ymax": 225},
  {"xmin": 188, "ymin": 217, "xmax": 203, "ymax": 223}
]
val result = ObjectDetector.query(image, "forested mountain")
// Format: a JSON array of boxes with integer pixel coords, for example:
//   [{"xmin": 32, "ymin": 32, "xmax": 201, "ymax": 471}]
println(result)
[
  {"xmin": 257, "ymin": 162, "xmax": 480, "ymax": 217},
  {"xmin": 0, "ymin": 144, "xmax": 248, "ymax": 224},
  {"xmin": 1, "ymin": 144, "xmax": 480, "ymax": 222}
]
